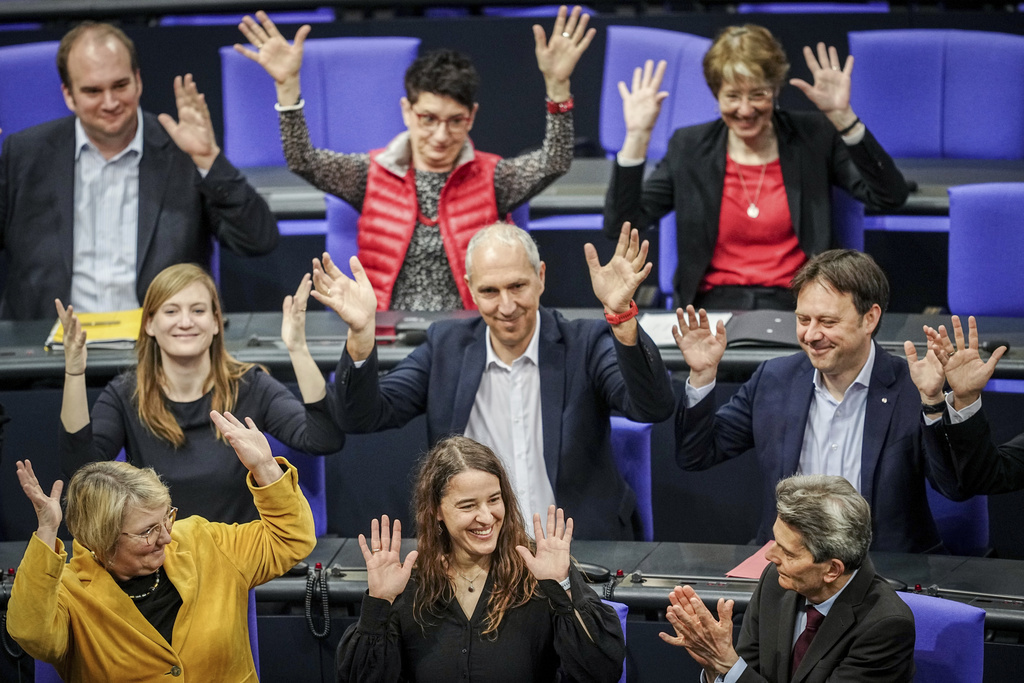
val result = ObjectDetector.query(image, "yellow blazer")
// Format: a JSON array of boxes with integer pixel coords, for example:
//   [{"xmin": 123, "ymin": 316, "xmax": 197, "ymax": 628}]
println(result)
[{"xmin": 8, "ymin": 457, "xmax": 315, "ymax": 682}]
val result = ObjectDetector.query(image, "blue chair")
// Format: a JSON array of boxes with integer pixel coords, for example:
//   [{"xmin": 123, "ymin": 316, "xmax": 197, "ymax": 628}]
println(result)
[
  {"xmin": 609, "ymin": 416, "xmax": 654, "ymax": 542},
  {"xmin": 325, "ymin": 195, "xmax": 360, "ymax": 278},
  {"xmin": 482, "ymin": 5, "xmax": 596, "ymax": 17},
  {"xmin": 219, "ymin": 36, "xmax": 419, "ymax": 238},
  {"xmin": 601, "ymin": 598, "xmax": 629, "ymax": 683},
  {"xmin": 897, "ymin": 592, "xmax": 985, "ymax": 682},
  {"xmin": 738, "ymin": 2, "xmax": 888, "ymax": 11},
  {"xmin": 947, "ymin": 183, "xmax": 1024, "ymax": 317},
  {"xmin": 161, "ymin": 8, "xmax": 335, "ymax": 26},
  {"xmin": 0, "ymin": 41, "xmax": 66, "ymax": 144},
  {"xmin": 848, "ymin": 29, "xmax": 1024, "ymax": 160},
  {"xmin": 265, "ymin": 434, "xmax": 328, "ymax": 537},
  {"xmin": 925, "ymin": 480, "xmax": 989, "ymax": 557}
]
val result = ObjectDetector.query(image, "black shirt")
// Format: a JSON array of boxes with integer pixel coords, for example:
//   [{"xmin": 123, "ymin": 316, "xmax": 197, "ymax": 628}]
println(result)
[{"xmin": 335, "ymin": 564, "xmax": 624, "ymax": 683}]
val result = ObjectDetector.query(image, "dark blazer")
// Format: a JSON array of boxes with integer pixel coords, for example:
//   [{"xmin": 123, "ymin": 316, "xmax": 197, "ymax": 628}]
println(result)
[
  {"xmin": 604, "ymin": 111, "xmax": 909, "ymax": 307},
  {"xmin": 926, "ymin": 408, "xmax": 1024, "ymax": 496},
  {"xmin": 675, "ymin": 343, "xmax": 964, "ymax": 552},
  {"xmin": 334, "ymin": 307, "xmax": 675, "ymax": 540},
  {"xmin": 736, "ymin": 557, "xmax": 916, "ymax": 683},
  {"xmin": 0, "ymin": 113, "xmax": 279, "ymax": 320}
]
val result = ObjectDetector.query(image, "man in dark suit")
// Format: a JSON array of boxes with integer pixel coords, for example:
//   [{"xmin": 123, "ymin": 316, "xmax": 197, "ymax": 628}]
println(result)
[
  {"xmin": 673, "ymin": 249, "xmax": 963, "ymax": 552},
  {"xmin": 0, "ymin": 21, "xmax": 278, "ymax": 320},
  {"xmin": 311, "ymin": 221, "xmax": 674, "ymax": 540},
  {"xmin": 660, "ymin": 474, "xmax": 916, "ymax": 683}
]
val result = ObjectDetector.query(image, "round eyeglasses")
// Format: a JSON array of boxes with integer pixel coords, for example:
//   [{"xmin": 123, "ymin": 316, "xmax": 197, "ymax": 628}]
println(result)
[{"xmin": 122, "ymin": 507, "xmax": 177, "ymax": 546}]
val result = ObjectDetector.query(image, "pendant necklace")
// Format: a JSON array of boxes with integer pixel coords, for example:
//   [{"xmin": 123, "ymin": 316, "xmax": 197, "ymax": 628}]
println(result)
[
  {"xmin": 453, "ymin": 567, "xmax": 485, "ymax": 593},
  {"xmin": 736, "ymin": 161, "xmax": 769, "ymax": 219},
  {"xmin": 127, "ymin": 568, "xmax": 161, "ymax": 601}
]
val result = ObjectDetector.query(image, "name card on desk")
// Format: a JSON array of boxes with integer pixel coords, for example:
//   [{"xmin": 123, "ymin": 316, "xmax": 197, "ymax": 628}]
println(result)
[
  {"xmin": 726, "ymin": 541, "xmax": 775, "ymax": 579},
  {"xmin": 639, "ymin": 312, "xmax": 733, "ymax": 348}
]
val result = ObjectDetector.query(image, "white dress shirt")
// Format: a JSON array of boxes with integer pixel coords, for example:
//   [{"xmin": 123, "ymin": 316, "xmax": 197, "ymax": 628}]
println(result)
[
  {"xmin": 70, "ymin": 113, "xmax": 144, "ymax": 312},
  {"xmin": 465, "ymin": 311, "xmax": 555, "ymax": 522}
]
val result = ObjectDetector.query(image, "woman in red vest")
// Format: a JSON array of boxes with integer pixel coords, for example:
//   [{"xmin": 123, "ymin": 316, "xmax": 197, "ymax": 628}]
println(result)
[{"xmin": 238, "ymin": 6, "xmax": 594, "ymax": 311}]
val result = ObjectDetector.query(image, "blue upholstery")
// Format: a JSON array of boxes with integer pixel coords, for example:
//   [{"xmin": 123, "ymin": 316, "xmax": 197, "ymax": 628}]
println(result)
[
  {"xmin": 482, "ymin": 5, "xmax": 596, "ymax": 17},
  {"xmin": 219, "ymin": 35, "xmax": 419, "ymax": 239},
  {"xmin": 161, "ymin": 8, "xmax": 335, "ymax": 26},
  {"xmin": 219, "ymin": 36, "xmax": 419, "ymax": 168},
  {"xmin": 609, "ymin": 416, "xmax": 654, "ymax": 542},
  {"xmin": 0, "ymin": 41, "xmax": 65, "ymax": 144},
  {"xmin": 737, "ymin": 2, "xmax": 888, "ymax": 12},
  {"xmin": 897, "ymin": 592, "xmax": 985, "ymax": 682},
  {"xmin": 325, "ymin": 194, "xmax": 360, "ymax": 277},
  {"xmin": 265, "ymin": 434, "xmax": 328, "ymax": 537},
  {"xmin": 925, "ymin": 480, "xmax": 989, "ymax": 557},
  {"xmin": 947, "ymin": 183, "xmax": 1024, "ymax": 317},
  {"xmin": 601, "ymin": 598, "xmax": 628, "ymax": 683},
  {"xmin": 848, "ymin": 29, "xmax": 1024, "ymax": 159},
  {"xmin": 599, "ymin": 26, "xmax": 716, "ymax": 163}
]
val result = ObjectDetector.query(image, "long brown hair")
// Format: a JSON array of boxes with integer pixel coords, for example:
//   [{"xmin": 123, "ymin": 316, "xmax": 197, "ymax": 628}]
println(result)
[
  {"xmin": 413, "ymin": 436, "xmax": 536, "ymax": 636},
  {"xmin": 134, "ymin": 264, "xmax": 256, "ymax": 447}
]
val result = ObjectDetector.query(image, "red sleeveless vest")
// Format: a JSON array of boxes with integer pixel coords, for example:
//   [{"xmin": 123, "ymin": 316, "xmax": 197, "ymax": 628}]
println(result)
[{"xmin": 359, "ymin": 149, "xmax": 502, "ymax": 310}]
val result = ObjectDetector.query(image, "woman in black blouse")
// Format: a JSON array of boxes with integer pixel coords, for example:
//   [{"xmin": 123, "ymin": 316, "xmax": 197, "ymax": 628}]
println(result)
[{"xmin": 335, "ymin": 435, "xmax": 624, "ymax": 682}]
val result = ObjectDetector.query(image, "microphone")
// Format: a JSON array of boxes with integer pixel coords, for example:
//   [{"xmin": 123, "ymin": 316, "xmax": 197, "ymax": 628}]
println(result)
[{"xmin": 980, "ymin": 339, "xmax": 1011, "ymax": 354}]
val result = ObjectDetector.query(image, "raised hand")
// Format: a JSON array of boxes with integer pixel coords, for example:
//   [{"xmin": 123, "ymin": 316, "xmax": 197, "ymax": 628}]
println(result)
[
  {"xmin": 158, "ymin": 74, "xmax": 220, "ymax": 170},
  {"xmin": 281, "ymin": 272, "xmax": 313, "ymax": 353},
  {"xmin": 533, "ymin": 5, "xmax": 596, "ymax": 102},
  {"xmin": 619, "ymin": 59, "xmax": 669, "ymax": 137},
  {"xmin": 209, "ymin": 411, "xmax": 282, "ymax": 486},
  {"xmin": 515, "ymin": 505, "xmax": 572, "ymax": 582},
  {"xmin": 235, "ymin": 10, "xmax": 310, "ymax": 86},
  {"xmin": 673, "ymin": 305, "xmax": 727, "ymax": 388},
  {"xmin": 904, "ymin": 327, "xmax": 946, "ymax": 404},
  {"xmin": 55, "ymin": 299, "xmax": 87, "ymax": 375},
  {"xmin": 16, "ymin": 460, "xmax": 63, "ymax": 549},
  {"xmin": 789, "ymin": 42, "xmax": 857, "ymax": 130},
  {"xmin": 359, "ymin": 515, "xmax": 418, "ymax": 604},
  {"xmin": 929, "ymin": 315, "xmax": 1006, "ymax": 410},
  {"xmin": 311, "ymin": 252, "xmax": 378, "ymax": 361},
  {"xmin": 585, "ymin": 221, "xmax": 651, "ymax": 315}
]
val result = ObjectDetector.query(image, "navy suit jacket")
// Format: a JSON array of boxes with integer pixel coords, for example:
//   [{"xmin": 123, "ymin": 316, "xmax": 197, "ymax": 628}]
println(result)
[
  {"xmin": 926, "ymin": 408, "xmax": 1024, "ymax": 496},
  {"xmin": 675, "ymin": 343, "xmax": 963, "ymax": 552},
  {"xmin": 736, "ymin": 557, "xmax": 915, "ymax": 683},
  {"xmin": 0, "ymin": 113, "xmax": 278, "ymax": 320},
  {"xmin": 334, "ymin": 307, "xmax": 675, "ymax": 540}
]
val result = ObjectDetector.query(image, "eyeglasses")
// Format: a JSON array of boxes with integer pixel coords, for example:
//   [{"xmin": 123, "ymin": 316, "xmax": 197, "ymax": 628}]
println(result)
[
  {"xmin": 123, "ymin": 507, "xmax": 177, "ymax": 546},
  {"xmin": 719, "ymin": 88, "xmax": 774, "ymax": 106},
  {"xmin": 412, "ymin": 110, "xmax": 471, "ymax": 133}
]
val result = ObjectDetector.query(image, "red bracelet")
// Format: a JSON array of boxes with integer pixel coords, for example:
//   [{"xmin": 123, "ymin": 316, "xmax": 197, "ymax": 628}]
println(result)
[
  {"xmin": 605, "ymin": 300, "xmax": 639, "ymax": 325},
  {"xmin": 546, "ymin": 96, "xmax": 574, "ymax": 114}
]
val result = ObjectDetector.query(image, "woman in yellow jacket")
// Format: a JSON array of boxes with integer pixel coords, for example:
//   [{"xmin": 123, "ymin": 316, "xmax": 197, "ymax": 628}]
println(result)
[{"xmin": 8, "ymin": 410, "xmax": 315, "ymax": 682}]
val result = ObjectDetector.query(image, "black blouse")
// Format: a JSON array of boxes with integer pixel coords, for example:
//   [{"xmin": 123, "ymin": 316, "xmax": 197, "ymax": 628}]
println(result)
[{"xmin": 335, "ymin": 564, "xmax": 624, "ymax": 683}]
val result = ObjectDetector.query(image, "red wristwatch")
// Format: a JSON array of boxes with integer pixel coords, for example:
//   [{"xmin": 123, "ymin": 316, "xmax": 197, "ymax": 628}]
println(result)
[
  {"xmin": 605, "ymin": 300, "xmax": 639, "ymax": 325},
  {"xmin": 546, "ymin": 96, "xmax": 574, "ymax": 114}
]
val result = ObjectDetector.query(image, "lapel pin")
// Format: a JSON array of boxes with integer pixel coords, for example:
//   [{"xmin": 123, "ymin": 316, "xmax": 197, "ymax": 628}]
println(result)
[{"xmin": 881, "ymin": 398, "xmax": 888, "ymax": 403}]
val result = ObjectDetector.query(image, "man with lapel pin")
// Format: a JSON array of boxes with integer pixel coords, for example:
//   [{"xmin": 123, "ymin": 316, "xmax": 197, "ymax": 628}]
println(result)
[
  {"xmin": 311, "ymin": 221, "xmax": 674, "ymax": 540},
  {"xmin": 661, "ymin": 474, "xmax": 915, "ymax": 683},
  {"xmin": 0, "ymin": 21, "xmax": 277, "ymax": 320},
  {"xmin": 673, "ymin": 248, "xmax": 963, "ymax": 552}
]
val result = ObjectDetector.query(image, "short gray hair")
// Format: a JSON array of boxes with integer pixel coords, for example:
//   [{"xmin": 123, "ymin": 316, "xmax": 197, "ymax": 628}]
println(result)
[
  {"xmin": 465, "ymin": 222, "xmax": 541, "ymax": 280},
  {"xmin": 775, "ymin": 474, "xmax": 872, "ymax": 571}
]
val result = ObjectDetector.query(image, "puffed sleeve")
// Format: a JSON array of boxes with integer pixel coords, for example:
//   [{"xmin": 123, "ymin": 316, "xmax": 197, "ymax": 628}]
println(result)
[
  {"xmin": 335, "ymin": 592, "xmax": 406, "ymax": 683},
  {"xmin": 538, "ymin": 564, "xmax": 625, "ymax": 683}
]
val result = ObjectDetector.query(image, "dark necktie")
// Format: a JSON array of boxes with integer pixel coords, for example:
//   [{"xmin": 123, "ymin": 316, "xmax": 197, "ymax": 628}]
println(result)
[{"xmin": 791, "ymin": 605, "xmax": 824, "ymax": 675}]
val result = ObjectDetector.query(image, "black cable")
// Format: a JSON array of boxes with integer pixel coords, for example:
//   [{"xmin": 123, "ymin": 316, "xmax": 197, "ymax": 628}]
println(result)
[
  {"xmin": 2, "ymin": 611, "xmax": 24, "ymax": 659},
  {"xmin": 304, "ymin": 563, "xmax": 330, "ymax": 639}
]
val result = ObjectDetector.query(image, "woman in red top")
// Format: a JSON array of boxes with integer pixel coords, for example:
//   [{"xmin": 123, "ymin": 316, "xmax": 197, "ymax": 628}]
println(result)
[{"xmin": 605, "ymin": 24, "xmax": 908, "ymax": 311}]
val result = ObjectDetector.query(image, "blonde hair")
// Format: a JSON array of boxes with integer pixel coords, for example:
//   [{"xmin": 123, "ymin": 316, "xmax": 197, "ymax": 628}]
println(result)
[
  {"xmin": 413, "ymin": 436, "xmax": 536, "ymax": 636},
  {"xmin": 65, "ymin": 460, "xmax": 170, "ymax": 565},
  {"xmin": 703, "ymin": 24, "xmax": 790, "ymax": 97},
  {"xmin": 134, "ymin": 263, "xmax": 258, "ymax": 447}
]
